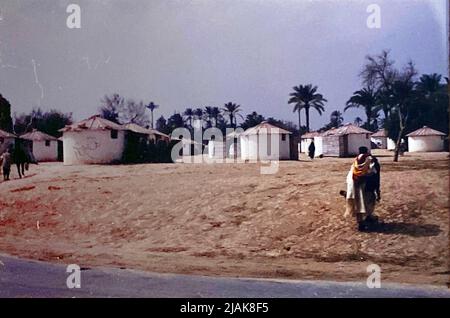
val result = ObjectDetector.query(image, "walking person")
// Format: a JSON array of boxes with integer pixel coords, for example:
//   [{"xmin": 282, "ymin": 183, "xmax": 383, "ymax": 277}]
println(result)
[
  {"xmin": 344, "ymin": 146, "xmax": 381, "ymax": 231},
  {"xmin": 0, "ymin": 148, "xmax": 12, "ymax": 181}
]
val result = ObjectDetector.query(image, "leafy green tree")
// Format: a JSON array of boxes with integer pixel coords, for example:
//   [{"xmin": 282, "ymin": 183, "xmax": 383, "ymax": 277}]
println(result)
[
  {"xmin": 241, "ymin": 111, "xmax": 265, "ymax": 130},
  {"xmin": 167, "ymin": 113, "xmax": 185, "ymax": 132},
  {"xmin": 266, "ymin": 117, "xmax": 297, "ymax": 133},
  {"xmin": 14, "ymin": 108, "xmax": 72, "ymax": 137},
  {"xmin": 0, "ymin": 94, "xmax": 13, "ymax": 132},
  {"xmin": 156, "ymin": 115, "xmax": 170, "ymax": 134},
  {"xmin": 330, "ymin": 110, "xmax": 344, "ymax": 128},
  {"xmin": 183, "ymin": 108, "xmax": 194, "ymax": 127}
]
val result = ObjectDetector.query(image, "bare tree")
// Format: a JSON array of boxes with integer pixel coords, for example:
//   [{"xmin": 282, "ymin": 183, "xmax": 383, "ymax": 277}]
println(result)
[
  {"xmin": 120, "ymin": 100, "xmax": 150, "ymax": 127},
  {"xmin": 359, "ymin": 50, "xmax": 418, "ymax": 161},
  {"xmin": 99, "ymin": 94, "xmax": 125, "ymax": 123}
]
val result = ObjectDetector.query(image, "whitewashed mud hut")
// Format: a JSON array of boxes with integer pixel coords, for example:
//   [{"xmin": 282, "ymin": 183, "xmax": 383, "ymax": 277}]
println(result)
[
  {"xmin": 207, "ymin": 131, "xmax": 242, "ymax": 160},
  {"xmin": 60, "ymin": 115, "xmax": 128, "ymax": 165},
  {"xmin": 371, "ymin": 129, "xmax": 396, "ymax": 150},
  {"xmin": 240, "ymin": 121, "xmax": 291, "ymax": 161},
  {"xmin": 406, "ymin": 126, "xmax": 446, "ymax": 152},
  {"xmin": 320, "ymin": 124, "xmax": 372, "ymax": 157},
  {"xmin": 300, "ymin": 131, "xmax": 321, "ymax": 155},
  {"xmin": 20, "ymin": 129, "xmax": 59, "ymax": 162}
]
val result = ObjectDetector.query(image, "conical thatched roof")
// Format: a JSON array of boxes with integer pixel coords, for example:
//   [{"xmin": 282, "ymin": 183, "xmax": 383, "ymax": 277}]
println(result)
[
  {"xmin": 60, "ymin": 115, "xmax": 125, "ymax": 132},
  {"xmin": 372, "ymin": 129, "xmax": 388, "ymax": 137},
  {"xmin": 123, "ymin": 123, "xmax": 169, "ymax": 138},
  {"xmin": 21, "ymin": 129, "xmax": 58, "ymax": 141},
  {"xmin": 322, "ymin": 124, "xmax": 372, "ymax": 136},
  {"xmin": 406, "ymin": 126, "xmax": 446, "ymax": 137},
  {"xmin": 241, "ymin": 121, "xmax": 292, "ymax": 136}
]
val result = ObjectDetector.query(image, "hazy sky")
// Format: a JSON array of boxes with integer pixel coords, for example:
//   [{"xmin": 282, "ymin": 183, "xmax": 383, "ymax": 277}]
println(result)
[{"xmin": 0, "ymin": 0, "xmax": 448, "ymax": 129}]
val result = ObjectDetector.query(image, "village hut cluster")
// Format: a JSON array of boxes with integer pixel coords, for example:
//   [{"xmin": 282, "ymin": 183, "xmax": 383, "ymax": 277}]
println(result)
[
  {"xmin": 60, "ymin": 120, "xmax": 450, "ymax": 164},
  {"xmin": 1, "ymin": 115, "xmax": 448, "ymax": 167},
  {"xmin": 1, "ymin": 128, "xmax": 60, "ymax": 162},
  {"xmin": 300, "ymin": 123, "xmax": 372, "ymax": 158},
  {"xmin": 207, "ymin": 121, "xmax": 293, "ymax": 161},
  {"xmin": 300, "ymin": 124, "xmax": 447, "ymax": 158},
  {"xmin": 1, "ymin": 115, "xmax": 171, "ymax": 166}
]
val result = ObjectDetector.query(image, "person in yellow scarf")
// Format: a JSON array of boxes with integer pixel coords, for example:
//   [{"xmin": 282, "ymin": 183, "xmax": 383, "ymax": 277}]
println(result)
[{"xmin": 344, "ymin": 146, "xmax": 380, "ymax": 231}]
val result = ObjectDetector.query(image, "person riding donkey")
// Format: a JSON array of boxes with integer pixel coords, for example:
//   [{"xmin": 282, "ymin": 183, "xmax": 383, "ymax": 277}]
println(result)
[{"xmin": 343, "ymin": 146, "xmax": 381, "ymax": 231}]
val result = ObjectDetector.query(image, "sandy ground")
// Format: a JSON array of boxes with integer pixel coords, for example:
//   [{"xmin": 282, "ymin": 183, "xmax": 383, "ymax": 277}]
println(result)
[{"xmin": 0, "ymin": 150, "xmax": 448, "ymax": 286}]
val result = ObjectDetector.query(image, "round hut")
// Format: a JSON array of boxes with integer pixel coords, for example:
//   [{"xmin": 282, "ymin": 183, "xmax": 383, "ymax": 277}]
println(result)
[
  {"xmin": 20, "ymin": 129, "xmax": 59, "ymax": 162},
  {"xmin": 60, "ymin": 115, "xmax": 127, "ymax": 165},
  {"xmin": 321, "ymin": 124, "xmax": 372, "ymax": 157},
  {"xmin": 300, "ymin": 131, "xmax": 320, "ymax": 155},
  {"xmin": 371, "ymin": 129, "xmax": 396, "ymax": 150},
  {"xmin": 406, "ymin": 126, "xmax": 446, "ymax": 152},
  {"xmin": 240, "ymin": 121, "xmax": 291, "ymax": 161}
]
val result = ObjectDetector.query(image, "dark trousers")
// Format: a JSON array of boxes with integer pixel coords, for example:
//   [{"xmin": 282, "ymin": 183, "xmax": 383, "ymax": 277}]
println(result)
[{"xmin": 3, "ymin": 167, "xmax": 10, "ymax": 180}]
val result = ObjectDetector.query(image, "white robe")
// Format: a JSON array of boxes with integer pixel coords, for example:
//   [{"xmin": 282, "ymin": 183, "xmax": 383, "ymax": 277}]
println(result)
[{"xmin": 344, "ymin": 160, "xmax": 377, "ymax": 217}]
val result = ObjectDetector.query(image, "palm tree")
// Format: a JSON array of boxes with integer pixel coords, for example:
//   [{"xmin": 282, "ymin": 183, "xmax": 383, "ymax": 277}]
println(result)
[
  {"xmin": 416, "ymin": 73, "xmax": 442, "ymax": 97},
  {"xmin": 194, "ymin": 108, "xmax": 203, "ymax": 119},
  {"xmin": 211, "ymin": 107, "xmax": 221, "ymax": 127},
  {"xmin": 183, "ymin": 108, "xmax": 194, "ymax": 127},
  {"xmin": 345, "ymin": 88, "xmax": 378, "ymax": 129},
  {"xmin": 146, "ymin": 102, "xmax": 159, "ymax": 129},
  {"xmin": 354, "ymin": 117, "xmax": 364, "ymax": 127},
  {"xmin": 330, "ymin": 110, "xmax": 344, "ymax": 128},
  {"xmin": 222, "ymin": 102, "xmax": 243, "ymax": 128},
  {"xmin": 191, "ymin": 108, "xmax": 204, "ymax": 130},
  {"xmin": 204, "ymin": 106, "xmax": 214, "ymax": 127},
  {"xmin": 288, "ymin": 84, "xmax": 327, "ymax": 132}
]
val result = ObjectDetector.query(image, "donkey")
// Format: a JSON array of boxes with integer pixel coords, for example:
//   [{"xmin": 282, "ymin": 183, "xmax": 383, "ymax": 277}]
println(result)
[{"xmin": 12, "ymin": 141, "xmax": 32, "ymax": 179}]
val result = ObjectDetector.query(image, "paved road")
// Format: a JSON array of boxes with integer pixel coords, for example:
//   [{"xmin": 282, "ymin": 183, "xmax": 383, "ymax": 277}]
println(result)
[{"xmin": 0, "ymin": 254, "xmax": 449, "ymax": 298}]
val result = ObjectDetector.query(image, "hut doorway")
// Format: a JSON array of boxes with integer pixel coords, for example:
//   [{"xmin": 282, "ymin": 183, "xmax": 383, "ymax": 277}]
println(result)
[
  {"xmin": 342, "ymin": 135, "xmax": 349, "ymax": 157},
  {"xmin": 57, "ymin": 140, "xmax": 64, "ymax": 161}
]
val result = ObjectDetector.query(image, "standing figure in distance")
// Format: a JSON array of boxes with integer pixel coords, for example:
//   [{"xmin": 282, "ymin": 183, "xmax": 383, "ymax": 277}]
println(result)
[
  {"xmin": 0, "ymin": 148, "xmax": 12, "ymax": 181},
  {"xmin": 308, "ymin": 140, "xmax": 315, "ymax": 160}
]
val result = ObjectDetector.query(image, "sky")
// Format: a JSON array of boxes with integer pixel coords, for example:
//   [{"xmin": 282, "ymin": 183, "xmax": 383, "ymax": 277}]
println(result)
[{"xmin": 0, "ymin": 0, "xmax": 448, "ymax": 130}]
